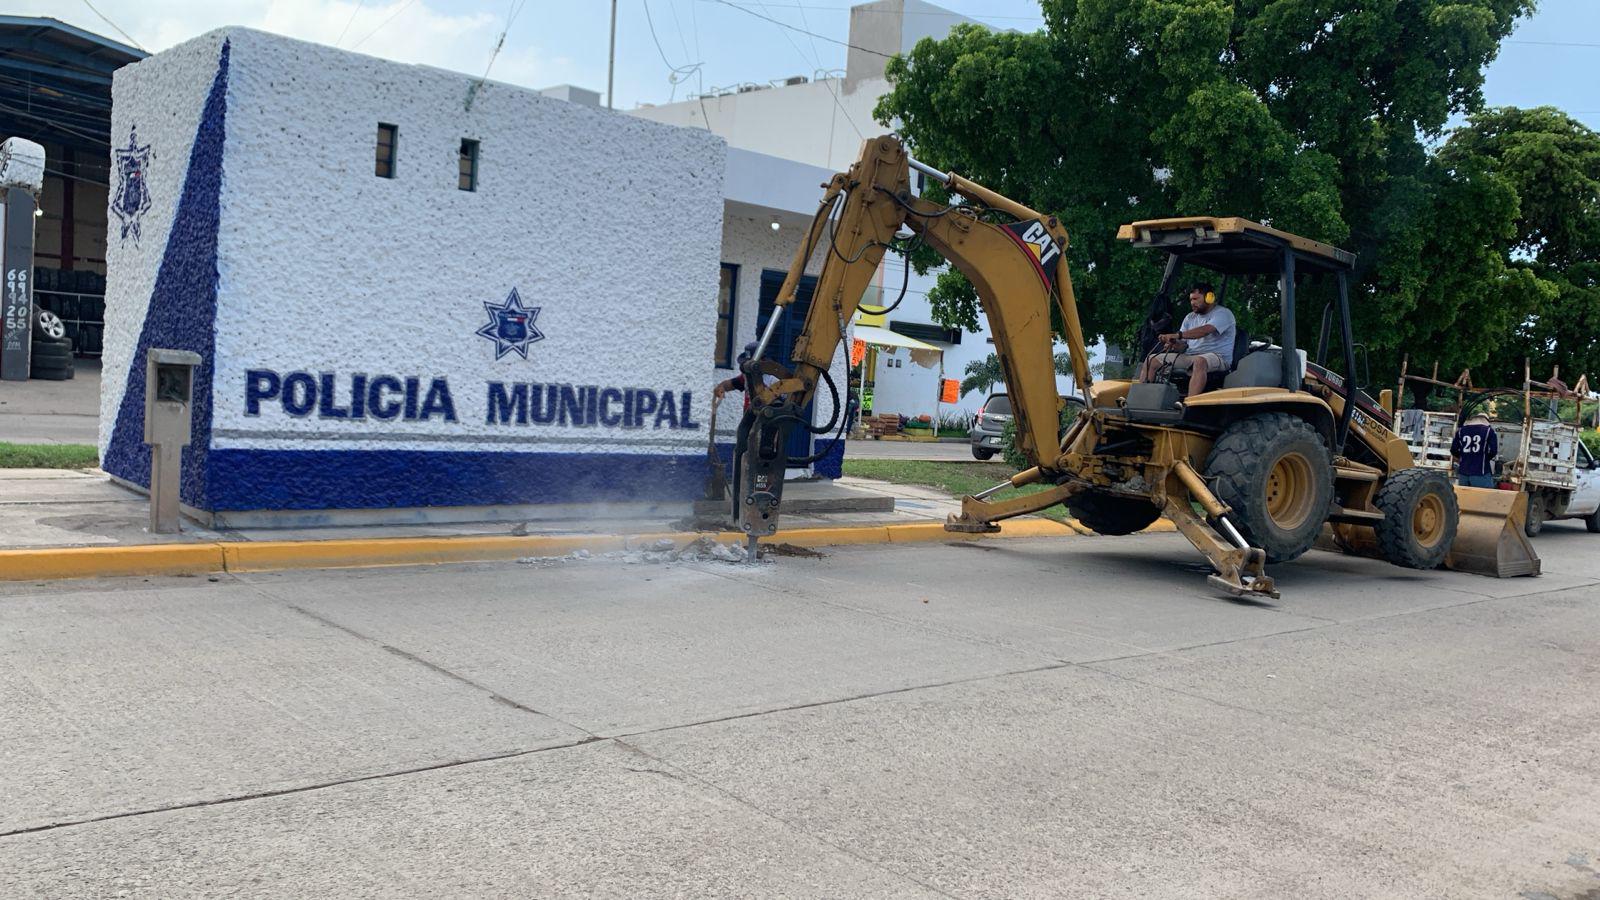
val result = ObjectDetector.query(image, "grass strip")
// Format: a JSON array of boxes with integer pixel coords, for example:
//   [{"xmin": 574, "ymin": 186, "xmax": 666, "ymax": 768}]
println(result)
[
  {"xmin": 842, "ymin": 458, "xmax": 1070, "ymax": 522},
  {"xmin": 0, "ymin": 442, "xmax": 99, "ymax": 469}
]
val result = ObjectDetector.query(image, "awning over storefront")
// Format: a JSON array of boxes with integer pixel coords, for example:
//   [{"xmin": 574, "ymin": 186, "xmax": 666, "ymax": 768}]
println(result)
[{"xmin": 853, "ymin": 324, "xmax": 940, "ymax": 352}]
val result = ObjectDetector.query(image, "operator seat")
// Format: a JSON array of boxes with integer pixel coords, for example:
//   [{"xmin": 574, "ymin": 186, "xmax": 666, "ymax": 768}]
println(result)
[{"xmin": 1165, "ymin": 328, "xmax": 1254, "ymax": 395}]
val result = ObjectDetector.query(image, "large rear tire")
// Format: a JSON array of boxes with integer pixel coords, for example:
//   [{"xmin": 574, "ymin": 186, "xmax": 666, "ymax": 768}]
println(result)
[
  {"xmin": 1067, "ymin": 491, "xmax": 1161, "ymax": 536},
  {"xmin": 1374, "ymin": 468, "xmax": 1458, "ymax": 569},
  {"xmin": 1204, "ymin": 413, "xmax": 1333, "ymax": 563},
  {"xmin": 972, "ymin": 446, "xmax": 995, "ymax": 460}
]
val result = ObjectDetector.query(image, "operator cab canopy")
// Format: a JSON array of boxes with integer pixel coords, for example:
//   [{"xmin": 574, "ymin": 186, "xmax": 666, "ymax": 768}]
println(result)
[{"xmin": 1116, "ymin": 216, "xmax": 1355, "ymax": 277}]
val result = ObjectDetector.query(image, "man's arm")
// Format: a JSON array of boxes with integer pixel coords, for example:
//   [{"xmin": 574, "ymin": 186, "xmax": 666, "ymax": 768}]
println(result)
[{"xmin": 1450, "ymin": 430, "xmax": 1463, "ymax": 458}]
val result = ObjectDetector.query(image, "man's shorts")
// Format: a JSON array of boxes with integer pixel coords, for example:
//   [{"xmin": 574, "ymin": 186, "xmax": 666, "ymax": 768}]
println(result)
[
  {"xmin": 1457, "ymin": 473, "xmax": 1496, "ymax": 488},
  {"xmin": 1151, "ymin": 351, "xmax": 1227, "ymax": 373}
]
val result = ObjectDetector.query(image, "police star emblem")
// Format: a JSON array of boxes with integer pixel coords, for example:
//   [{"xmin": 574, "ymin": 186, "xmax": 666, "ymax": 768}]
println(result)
[
  {"xmin": 111, "ymin": 125, "xmax": 153, "ymax": 244},
  {"xmin": 476, "ymin": 288, "xmax": 545, "ymax": 360}
]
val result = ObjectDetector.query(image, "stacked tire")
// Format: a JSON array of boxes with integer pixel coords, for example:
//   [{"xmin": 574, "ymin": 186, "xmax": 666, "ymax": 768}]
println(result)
[{"xmin": 29, "ymin": 310, "xmax": 74, "ymax": 381}]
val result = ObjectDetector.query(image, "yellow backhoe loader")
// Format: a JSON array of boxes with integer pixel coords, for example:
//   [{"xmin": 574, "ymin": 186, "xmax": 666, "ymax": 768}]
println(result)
[{"xmin": 730, "ymin": 135, "xmax": 1537, "ymax": 596}]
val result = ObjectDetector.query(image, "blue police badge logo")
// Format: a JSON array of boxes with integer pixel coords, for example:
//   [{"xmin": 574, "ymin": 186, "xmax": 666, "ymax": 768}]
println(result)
[
  {"xmin": 476, "ymin": 288, "xmax": 545, "ymax": 360},
  {"xmin": 111, "ymin": 126, "xmax": 153, "ymax": 244}
]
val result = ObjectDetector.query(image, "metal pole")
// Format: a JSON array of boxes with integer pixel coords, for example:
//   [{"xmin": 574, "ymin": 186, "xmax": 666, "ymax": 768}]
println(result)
[
  {"xmin": 606, "ymin": 0, "xmax": 617, "ymax": 110},
  {"xmin": 1280, "ymin": 248, "xmax": 1297, "ymax": 391}
]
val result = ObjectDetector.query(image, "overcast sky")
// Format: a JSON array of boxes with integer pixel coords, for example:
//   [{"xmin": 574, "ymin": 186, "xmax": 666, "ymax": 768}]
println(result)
[{"xmin": 30, "ymin": 0, "xmax": 1600, "ymax": 128}]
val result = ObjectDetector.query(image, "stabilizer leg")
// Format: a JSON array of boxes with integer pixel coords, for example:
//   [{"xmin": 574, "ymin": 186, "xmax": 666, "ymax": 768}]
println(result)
[{"xmin": 1160, "ymin": 499, "xmax": 1279, "ymax": 599}]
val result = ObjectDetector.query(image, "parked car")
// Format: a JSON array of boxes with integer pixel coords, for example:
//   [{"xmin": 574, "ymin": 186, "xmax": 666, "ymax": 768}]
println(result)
[
  {"xmin": 1549, "ymin": 440, "xmax": 1600, "ymax": 532},
  {"xmin": 969, "ymin": 392, "xmax": 1087, "ymax": 461},
  {"xmin": 969, "ymin": 393, "xmax": 1012, "ymax": 460}
]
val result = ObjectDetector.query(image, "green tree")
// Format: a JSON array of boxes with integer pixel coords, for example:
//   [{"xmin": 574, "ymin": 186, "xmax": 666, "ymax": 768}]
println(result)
[
  {"xmin": 1438, "ymin": 107, "xmax": 1600, "ymax": 384},
  {"xmin": 875, "ymin": 0, "xmax": 1534, "ymax": 383}
]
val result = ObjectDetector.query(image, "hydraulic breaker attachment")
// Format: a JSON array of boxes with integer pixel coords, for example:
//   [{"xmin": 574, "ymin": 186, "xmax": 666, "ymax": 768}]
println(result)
[
  {"xmin": 734, "ymin": 401, "xmax": 797, "ymax": 557},
  {"xmin": 1159, "ymin": 498, "xmax": 1279, "ymax": 599},
  {"xmin": 1446, "ymin": 487, "xmax": 1541, "ymax": 577}
]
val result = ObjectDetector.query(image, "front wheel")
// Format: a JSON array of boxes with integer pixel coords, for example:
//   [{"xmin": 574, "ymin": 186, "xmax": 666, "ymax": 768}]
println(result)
[
  {"xmin": 1204, "ymin": 413, "xmax": 1334, "ymax": 563},
  {"xmin": 1586, "ymin": 506, "xmax": 1600, "ymax": 534},
  {"xmin": 1374, "ymin": 468, "xmax": 1458, "ymax": 569}
]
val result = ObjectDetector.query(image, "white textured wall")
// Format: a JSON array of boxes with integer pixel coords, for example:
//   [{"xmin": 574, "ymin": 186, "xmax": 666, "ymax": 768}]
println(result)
[
  {"xmin": 101, "ymin": 32, "xmax": 228, "ymax": 455},
  {"xmin": 205, "ymin": 28, "xmax": 724, "ymax": 457}
]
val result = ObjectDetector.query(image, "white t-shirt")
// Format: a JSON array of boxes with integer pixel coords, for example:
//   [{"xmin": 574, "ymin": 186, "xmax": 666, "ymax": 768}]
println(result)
[{"xmin": 1182, "ymin": 304, "xmax": 1237, "ymax": 365}]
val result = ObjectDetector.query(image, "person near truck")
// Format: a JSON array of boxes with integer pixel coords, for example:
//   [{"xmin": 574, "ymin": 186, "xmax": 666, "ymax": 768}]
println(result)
[
  {"xmin": 1451, "ymin": 413, "xmax": 1500, "ymax": 488},
  {"xmin": 1139, "ymin": 282, "xmax": 1237, "ymax": 396}
]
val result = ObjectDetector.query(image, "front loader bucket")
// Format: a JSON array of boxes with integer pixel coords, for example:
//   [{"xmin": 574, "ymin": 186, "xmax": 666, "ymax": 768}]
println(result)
[
  {"xmin": 1445, "ymin": 487, "xmax": 1541, "ymax": 578},
  {"xmin": 1314, "ymin": 486, "xmax": 1540, "ymax": 578}
]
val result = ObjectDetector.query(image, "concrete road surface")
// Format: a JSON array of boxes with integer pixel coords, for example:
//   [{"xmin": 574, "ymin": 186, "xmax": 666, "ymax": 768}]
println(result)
[
  {"xmin": 844, "ymin": 437, "xmax": 977, "ymax": 461},
  {"xmin": 0, "ymin": 358, "xmax": 100, "ymax": 444},
  {"xmin": 4, "ymin": 524, "xmax": 1600, "ymax": 897}
]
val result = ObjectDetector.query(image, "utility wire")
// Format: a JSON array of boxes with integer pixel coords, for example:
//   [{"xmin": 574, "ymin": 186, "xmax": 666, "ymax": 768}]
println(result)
[
  {"xmin": 705, "ymin": 0, "xmax": 891, "ymax": 57},
  {"xmin": 465, "ymin": 0, "xmax": 531, "ymax": 111},
  {"xmin": 334, "ymin": 0, "xmax": 367, "ymax": 47},
  {"xmin": 79, "ymin": 0, "xmax": 146, "ymax": 52},
  {"xmin": 1505, "ymin": 39, "xmax": 1600, "ymax": 48},
  {"xmin": 45, "ymin": 164, "xmax": 108, "ymax": 188},
  {"xmin": 350, "ymin": 0, "xmax": 419, "ymax": 51},
  {"xmin": 740, "ymin": 0, "xmax": 863, "ymax": 146},
  {"xmin": 667, "ymin": 0, "xmax": 694, "ymax": 68},
  {"xmin": 0, "ymin": 100, "xmax": 111, "ymax": 146},
  {"xmin": 642, "ymin": 0, "xmax": 705, "ymax": 102}
]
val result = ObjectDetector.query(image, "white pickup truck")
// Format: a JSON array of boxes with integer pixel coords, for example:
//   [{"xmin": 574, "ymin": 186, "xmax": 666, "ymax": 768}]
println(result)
[
  {"xmin": 1400, "ymin": 409, "xmax": 1600, "ymax": 534},
  {"xmin": 1550, "ymin": 440, "xmax": 1600, "ymax": 532}
]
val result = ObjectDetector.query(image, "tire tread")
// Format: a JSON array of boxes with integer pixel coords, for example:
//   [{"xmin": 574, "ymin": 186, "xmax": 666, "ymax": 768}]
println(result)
[
  {"xmin": 1204, "ymin": 413, "xmax": 1333, "ymax": 563},
  {"xmin": 1373, "ymin": 467, "xmax": 1458, "ymax": 569}
]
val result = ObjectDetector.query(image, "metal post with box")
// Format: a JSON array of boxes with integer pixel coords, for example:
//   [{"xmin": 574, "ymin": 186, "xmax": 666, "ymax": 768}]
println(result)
[{"xmin": 144, "ymin": 349, "xmax": 202, "ymax": 533}]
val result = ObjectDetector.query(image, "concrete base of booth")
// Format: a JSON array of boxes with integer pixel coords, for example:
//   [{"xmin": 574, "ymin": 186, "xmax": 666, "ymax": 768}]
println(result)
[
  {"xmin": 107, "ymin": 473, "xmax": 690, "ymax": 530},
  {"xmin": 109, "ymin": 475, "xmax": 884, "ymax": 531}
]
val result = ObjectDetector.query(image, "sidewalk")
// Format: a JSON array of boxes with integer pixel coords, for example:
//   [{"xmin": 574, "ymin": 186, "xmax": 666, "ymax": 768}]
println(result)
[
  {"xmin": 0, "ymin": 467, "xmax": 1107, "ymax": 581},
  {"xmin": 0, "ymin": 358, "xmax": 101, "ymax": 444}
]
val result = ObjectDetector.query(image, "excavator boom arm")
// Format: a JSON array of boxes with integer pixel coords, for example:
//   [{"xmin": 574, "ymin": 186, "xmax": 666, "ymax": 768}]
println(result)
[{"xmin": 734, "ymin": 135, "xmax": 1092, "ymax": 542}]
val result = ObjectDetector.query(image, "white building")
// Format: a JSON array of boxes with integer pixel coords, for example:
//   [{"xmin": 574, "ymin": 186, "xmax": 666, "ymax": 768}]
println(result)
[
  {"xmin": 632, "ymin": 0, "xmax": 1101, "ymax": 421},
  {"xmin": 100, "ymin": 27, "xmax": 841, "ymax": 526}
]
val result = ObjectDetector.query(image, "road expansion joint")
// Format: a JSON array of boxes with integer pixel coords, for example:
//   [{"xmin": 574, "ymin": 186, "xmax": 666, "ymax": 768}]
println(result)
[
  {"xmin": 236, "ymin": 579, "xmax": 602, "ymax": 740},
  {"xmin": 605, "ymin": 737, "xmax": 962, "ymax": 900},
  {"xmin": 0, "ymin": 737, "xmax": 606, "ymax": 840}
]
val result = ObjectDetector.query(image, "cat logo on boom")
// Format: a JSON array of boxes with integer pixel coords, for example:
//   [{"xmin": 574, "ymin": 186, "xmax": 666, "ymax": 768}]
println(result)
[{"xmin": 1001, "ymin": 219, "xmax": 1062, "ymax": 290}]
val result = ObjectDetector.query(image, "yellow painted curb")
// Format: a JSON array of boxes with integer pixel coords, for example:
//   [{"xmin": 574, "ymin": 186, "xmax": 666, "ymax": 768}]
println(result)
[
  {"xmin": 0, "ymin": 543, "xmax": 226, "ymax": 581},
  {"xmin": 0, "ymin": 513, "xmax": 1178, "ymax": 582},
  {"xmin": 222, "ymin": 533, "xmax": 651, "ymax": 573}
]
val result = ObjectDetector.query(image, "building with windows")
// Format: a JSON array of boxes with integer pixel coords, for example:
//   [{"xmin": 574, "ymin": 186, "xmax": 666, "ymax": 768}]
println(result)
[
  {"xmin": 98, "ymin": 27, "xmax": 842, "ymax": 526},
  {"xmin": 632, "ymin": 0, "xmax": 1103, "ymax": 420},
  {"xmin": 0, "ymin": 16, "xmax": 145, "ymax": 369}
]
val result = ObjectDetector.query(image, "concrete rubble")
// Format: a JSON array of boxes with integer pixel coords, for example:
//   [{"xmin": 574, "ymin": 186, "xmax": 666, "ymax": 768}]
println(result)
[{"xmin": 516, "ymin": 536, "xmax": 757, "ymax": 567}]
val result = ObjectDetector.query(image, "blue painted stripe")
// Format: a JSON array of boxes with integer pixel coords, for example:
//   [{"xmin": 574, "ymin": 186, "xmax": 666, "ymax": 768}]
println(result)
[
  {"xmin": 102, "ymin": 39, "xmax": 230, "ymax": 506},
  {"xmin": 206, "ymin": 448, "xmax": 721, "ymax": 511}
]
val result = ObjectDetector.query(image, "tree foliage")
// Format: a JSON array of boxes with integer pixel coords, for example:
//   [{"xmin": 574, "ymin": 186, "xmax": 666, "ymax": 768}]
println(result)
[
  {"xmin": 1438, "ymin": 106, "xmax": 1600, "ymax": 383},
  {"xmin": 874, "ymin": 0, "xmax": 1545, "ymax": 385}
]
